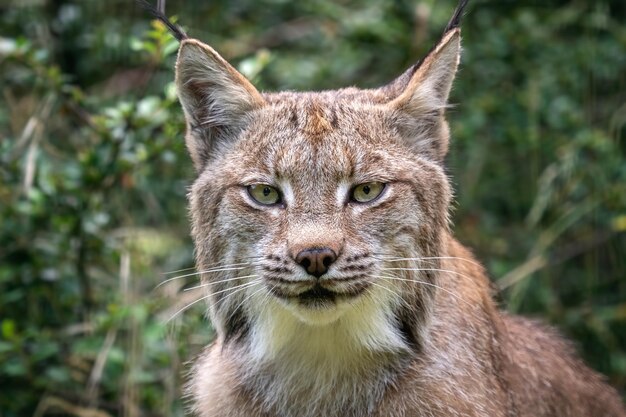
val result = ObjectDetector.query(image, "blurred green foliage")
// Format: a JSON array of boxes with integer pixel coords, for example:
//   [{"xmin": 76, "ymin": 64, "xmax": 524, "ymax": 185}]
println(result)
[{"xmin": 0, "ymin": 0, "xmax": 624, "ymax": 416}]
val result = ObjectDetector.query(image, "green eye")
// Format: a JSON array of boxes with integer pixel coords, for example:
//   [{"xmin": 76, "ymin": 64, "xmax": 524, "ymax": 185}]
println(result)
[
  {"xmin": 352, "ymin": 182, "xmax": 385, "ymax": 203},
  {"xmin": 248, "ymin": 184, "xmax": 281, "ymax": 205}
]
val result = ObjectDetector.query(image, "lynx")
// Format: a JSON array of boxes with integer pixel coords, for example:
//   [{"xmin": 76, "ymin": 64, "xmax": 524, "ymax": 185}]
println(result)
[{"xmin": 144, "ymin": 1, "xmax": 626, "ymax": 416}]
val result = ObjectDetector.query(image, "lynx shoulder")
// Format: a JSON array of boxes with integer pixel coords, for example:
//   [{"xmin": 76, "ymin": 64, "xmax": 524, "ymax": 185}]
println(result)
[{"xmin": 145, "ymin": 1, "xmax": 626, "ymax": 416}]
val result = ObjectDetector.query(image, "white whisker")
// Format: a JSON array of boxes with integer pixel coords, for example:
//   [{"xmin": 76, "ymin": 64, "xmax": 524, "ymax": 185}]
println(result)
[
  {"xmin": 366, "ymin": 280, "xmax": 403, "ymax": 299},
  {"xmin": 223, "ymin": 283, "xmax": 267, "ymax": 324},
  {"xmin": 372, "ymin": 274, "xmax": 474, "ymax": 308},
  {"xmin": 256, "ymin": 282, "xmax": 277, "ymax": 315},
  {"xmin": 160, "ymin": 255, "xmax": 264, "ymax": 275},
  {"xmin": 381, "ymin": 267, "xmax": 473, "ymax": 281},
  {"xmin": 156, "ymin": 262, "xmax": 262, "ymax": 288},
  {"xmin": 160, "ymin": 265, "xmax": 196, "ymax": 275},
  {"xmin": 183, "ymin": 274, "xmax": 259, "ymax": 292},
  {"xmin": 165, "ymin": 280, "xmax": 260, "ymax": 324},
  {"xmin": 214, "ymin": 280, "xmax": 264, "ymax": 307},
  {"xmin": 373, "ymin": 255, "xmax": 482, "ymax": 268}
]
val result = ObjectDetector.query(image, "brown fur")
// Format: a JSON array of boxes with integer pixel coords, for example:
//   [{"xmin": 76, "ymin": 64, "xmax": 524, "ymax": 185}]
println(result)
[{"xmin": 167, "ymin": 2, "xmax": 626, "ymax": 416}]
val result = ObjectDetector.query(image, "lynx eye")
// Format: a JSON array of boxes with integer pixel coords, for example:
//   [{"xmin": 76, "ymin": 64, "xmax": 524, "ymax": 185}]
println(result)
[
  {"xmin": 247, "ymin": 184, "xmax": 281, "ymax": 205},
  {"xmin": 351, "ymin": 182, "xmax": 385, "ymax": 203}
]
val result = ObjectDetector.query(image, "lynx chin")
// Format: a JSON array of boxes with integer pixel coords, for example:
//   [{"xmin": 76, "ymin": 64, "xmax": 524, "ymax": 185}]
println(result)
[{"xmin": 145, "ymin": 0, "xmax": 626, "ymax": 415}]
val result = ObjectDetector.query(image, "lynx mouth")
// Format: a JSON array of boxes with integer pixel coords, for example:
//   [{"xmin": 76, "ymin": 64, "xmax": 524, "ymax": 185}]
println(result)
[
  {"xmin": 297, "ymin": 285, "xmax": 337, "ymax": 307},
  {"xmin": 269, "ymin": 282, "xmax": 370, "ymax": 308}
]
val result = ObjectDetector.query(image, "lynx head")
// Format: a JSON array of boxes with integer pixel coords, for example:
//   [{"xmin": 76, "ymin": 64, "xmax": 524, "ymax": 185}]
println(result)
[{"xmin": 176, "ymin": 1, "xmax": 467, "ymax": 360}]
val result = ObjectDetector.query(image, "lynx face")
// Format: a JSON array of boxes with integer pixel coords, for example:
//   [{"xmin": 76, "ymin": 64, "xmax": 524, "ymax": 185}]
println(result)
[{"xmin": 179, "ymin": 27, "xmax": 460, "ymax": 355}]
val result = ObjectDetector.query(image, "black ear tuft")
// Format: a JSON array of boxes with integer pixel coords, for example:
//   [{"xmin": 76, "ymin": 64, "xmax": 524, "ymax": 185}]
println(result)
[
  {"xmin": 444, "ymin": 0, "xmax": 469, "ymax": 33},
  {"xmin": 136, "ymin": 0, "xmax": 188, "ymax": 41}
]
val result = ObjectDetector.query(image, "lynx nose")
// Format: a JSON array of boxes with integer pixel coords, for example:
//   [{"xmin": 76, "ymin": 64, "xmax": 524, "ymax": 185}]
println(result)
[{"xmin": 295, "ymin": 248, "xmax": 337, "ymax": 278}]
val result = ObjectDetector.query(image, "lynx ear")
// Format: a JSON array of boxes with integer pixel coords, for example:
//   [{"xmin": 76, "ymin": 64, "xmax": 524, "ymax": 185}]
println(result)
[
  {"xmin": 175, "ymin": 39, "xmax": 266, "ymax": 170},
  {"xmin": 386, "ymin": 0, "xmax": 468, "ymax": 161},
  {"xmin": 387, "ymin": 28, "xmax": 461, "ymax": 161}
]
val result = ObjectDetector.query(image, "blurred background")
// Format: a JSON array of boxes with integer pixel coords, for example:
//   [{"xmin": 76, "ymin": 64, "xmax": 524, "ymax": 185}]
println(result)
[{"xmin": 0, "ymin": 0, "xmax": 625, "ymax": 416}]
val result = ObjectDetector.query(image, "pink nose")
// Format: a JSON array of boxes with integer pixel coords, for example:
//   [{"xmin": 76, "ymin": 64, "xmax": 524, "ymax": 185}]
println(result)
[{"xmin": 294, "ymin": 248, "xmax": 337, "ymax": 278}]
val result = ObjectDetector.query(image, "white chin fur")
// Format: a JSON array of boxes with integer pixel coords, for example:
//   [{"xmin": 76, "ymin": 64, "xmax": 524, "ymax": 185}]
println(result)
[
  {"xmin": 281, "ymin": 298, "xmax": 353, "ymax": 326},
  {"xmin": 245, "ymin": 283, "xmax": 408, "ymax": 362}
]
